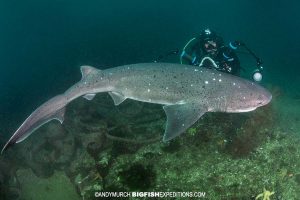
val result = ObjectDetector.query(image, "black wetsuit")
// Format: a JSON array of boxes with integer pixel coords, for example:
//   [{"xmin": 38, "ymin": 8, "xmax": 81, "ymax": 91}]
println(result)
[{"xmin": 181, "ymin": 36, "xmax": 241, "ymax": 76}]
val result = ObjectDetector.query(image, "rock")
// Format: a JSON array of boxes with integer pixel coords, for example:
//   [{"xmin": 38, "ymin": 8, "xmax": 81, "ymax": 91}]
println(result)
[{"xmin": 67, "ymin": 149, "xmax": 96, "ymax": 178}]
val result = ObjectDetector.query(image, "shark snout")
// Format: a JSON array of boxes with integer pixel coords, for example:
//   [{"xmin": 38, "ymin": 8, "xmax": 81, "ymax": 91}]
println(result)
[
  {"xmin": 266, "ymin": 90, "xmax": 272, "ymax": 104},
  {"xmin": 258, "ymin": 89, "xmax": 272, "ymax": 106}
]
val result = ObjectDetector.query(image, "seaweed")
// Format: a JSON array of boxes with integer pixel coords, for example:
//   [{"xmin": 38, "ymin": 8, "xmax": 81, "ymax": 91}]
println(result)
[
  {"xmin": 226, "ymin": 102, "xmax": 276, "ymax": 158},
  {"xmin": 118, "ymin": 163, "xmax": 156, "ymax": 191}
]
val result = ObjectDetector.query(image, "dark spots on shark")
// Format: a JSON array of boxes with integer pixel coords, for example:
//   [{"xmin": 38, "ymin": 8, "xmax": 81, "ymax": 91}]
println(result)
[{"xmin": 173, "ymin": 76, "xmax": 177, "ymax": 79}]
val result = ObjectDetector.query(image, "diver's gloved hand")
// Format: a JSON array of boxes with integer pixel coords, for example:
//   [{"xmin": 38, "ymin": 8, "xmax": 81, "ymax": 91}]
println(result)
[
  {"xmin": 234, "ymin": 41, "xmax": 245, "ymax": 46},
  {"xmin": 229, "ymin": 41, "xmax": 245, "ymax": 49}
]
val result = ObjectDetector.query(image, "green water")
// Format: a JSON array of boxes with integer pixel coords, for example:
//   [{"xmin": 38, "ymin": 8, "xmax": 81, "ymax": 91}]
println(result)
[{"xmin": 0, "ymin": 1, "xmax": 300, "ymax": 199}]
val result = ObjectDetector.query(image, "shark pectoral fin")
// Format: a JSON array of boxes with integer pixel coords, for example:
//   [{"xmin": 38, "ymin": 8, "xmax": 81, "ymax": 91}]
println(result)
[
  {"xmin": 83, "ymin": 93, "xmax": 96, "ymax": 101},
  {"xmin": 109, "ymin": 92, "xmax": 126, "ymax": 105},
  {"xmin": 163, "ymin": 103, "xmax": 207, "ymax": 142}
]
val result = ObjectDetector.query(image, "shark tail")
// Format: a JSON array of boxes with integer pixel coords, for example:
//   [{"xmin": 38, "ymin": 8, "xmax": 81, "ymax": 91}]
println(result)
[
  {"xmin": 1, "ymin": 95, "xmax": 67, "ymax": 154},
  {"xmin": 1, "ymin": 65, "xmax": 106, "ymax": 154}
]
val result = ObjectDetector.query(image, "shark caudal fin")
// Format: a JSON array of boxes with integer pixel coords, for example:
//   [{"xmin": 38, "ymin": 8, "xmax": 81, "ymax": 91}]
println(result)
[
  {"xmin": 1, "ymin": 95, "xmax": 67, "ymax": 154},
  {"xmin": 2, "ymin": 65, "xmax": 104, "ymax": 154}
]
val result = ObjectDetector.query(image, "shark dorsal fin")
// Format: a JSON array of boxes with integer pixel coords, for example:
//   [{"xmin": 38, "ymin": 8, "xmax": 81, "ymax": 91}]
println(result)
[{"xmin": 80, "ymin": 65, "xmax": 99, "ymax": 78}]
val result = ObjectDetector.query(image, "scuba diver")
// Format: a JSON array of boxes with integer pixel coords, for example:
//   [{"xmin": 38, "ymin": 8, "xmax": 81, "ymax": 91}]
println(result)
[{"xmin": 180, "ymin": 28, "xmax": 264, "ymax": 81}]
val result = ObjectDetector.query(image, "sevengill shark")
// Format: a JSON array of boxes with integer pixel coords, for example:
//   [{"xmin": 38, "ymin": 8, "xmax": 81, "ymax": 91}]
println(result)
[{"xmin": 1, "ymin": 61, "xmax": 272, "ymax": 153}]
